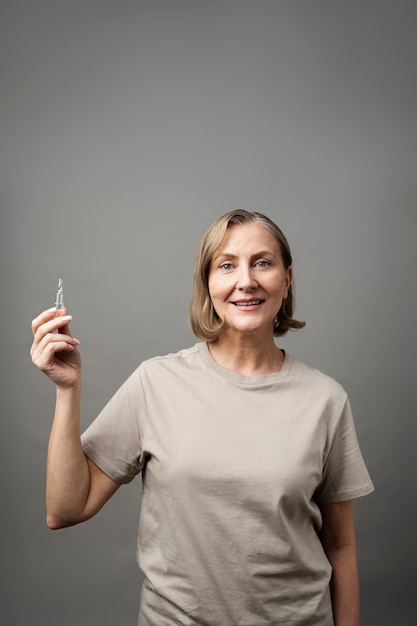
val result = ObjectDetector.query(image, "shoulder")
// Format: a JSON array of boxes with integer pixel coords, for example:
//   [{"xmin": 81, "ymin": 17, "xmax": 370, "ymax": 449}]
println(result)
[
  {"xmin": 138, "ymin": 343, "xmax": 203, "ymax": 378},
  {"xmin": 143, "ymin": 343, "xmax": 200, "ymax": 367},
  {"xmin": 287, "ymin": 355, "xmax": 348, "ymax": 402},
  {"xmin": 119, "ymin": 344, "xmax": 202, "ymax": 398}
]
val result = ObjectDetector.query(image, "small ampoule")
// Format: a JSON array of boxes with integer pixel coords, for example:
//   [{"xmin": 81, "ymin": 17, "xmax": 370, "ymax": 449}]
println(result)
[{"xmin": 55, "ymin": 278, "xmax": 65, "ymax": 316}]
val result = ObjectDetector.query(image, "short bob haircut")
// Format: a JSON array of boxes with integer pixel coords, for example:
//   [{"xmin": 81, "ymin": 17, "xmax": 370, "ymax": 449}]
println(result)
[{"xmin": 190, "ymin": 209, "xmax": 305, "ymax": 341}]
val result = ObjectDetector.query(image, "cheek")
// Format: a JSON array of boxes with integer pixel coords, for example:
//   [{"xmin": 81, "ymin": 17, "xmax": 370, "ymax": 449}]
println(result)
[
  {"xmin": 269, "ymin": 277, "xmax": 288, "ymax": 298},
  {"xmin": 207, "ymin": 276, "xmax": 215, "ymax": 299},
  {"xmin": 208, "ymin": 275, "xmax": 227, "ymax": 299}
]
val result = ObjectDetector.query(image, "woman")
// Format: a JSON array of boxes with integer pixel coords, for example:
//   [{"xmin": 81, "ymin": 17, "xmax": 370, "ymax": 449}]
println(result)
[{"xmin": 31, "ymin": 209, "xmax": 374, "ymax": 626}]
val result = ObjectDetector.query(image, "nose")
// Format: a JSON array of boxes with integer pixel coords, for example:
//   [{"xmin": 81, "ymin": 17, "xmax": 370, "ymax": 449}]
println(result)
[{"xmin": 236, "ymin": 266, "xmax": 258, "ymax": 290}]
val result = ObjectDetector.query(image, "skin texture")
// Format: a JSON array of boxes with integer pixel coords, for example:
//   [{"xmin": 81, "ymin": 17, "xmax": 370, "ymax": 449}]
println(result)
[
  {"xmin": 30, "ymin": 308, "xmax": 119, "ymax": 529},
  {"xmin": 208, "ymin": 222, "xmax": 292, "ymax": 375},
  {"xmin": 319, "ymin": 500, "xmax": 360, "ymax": 626},
  {"xmin": 30, "ymin": 222, "xmax": 361, "ymax": 623}
]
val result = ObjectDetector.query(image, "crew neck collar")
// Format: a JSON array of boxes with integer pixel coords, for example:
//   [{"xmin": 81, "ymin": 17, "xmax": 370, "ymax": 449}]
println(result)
[{"xmin": 198, "ymin": 342, "xmax": 293, "ymax": 387}]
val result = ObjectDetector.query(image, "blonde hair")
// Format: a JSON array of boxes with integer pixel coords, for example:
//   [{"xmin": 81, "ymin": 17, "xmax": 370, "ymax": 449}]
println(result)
[{"xmin": 189, "ymin": 209, "xmax": 305, "ymax": 341}]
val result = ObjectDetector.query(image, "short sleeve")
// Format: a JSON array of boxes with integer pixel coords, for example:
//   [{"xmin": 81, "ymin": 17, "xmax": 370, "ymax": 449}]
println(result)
[
  {"xmin": 314, "ymin": 396, "xmax": 374, "ymax": 503},
  {"xmin": 81, "ymin": 364, "xmax": 147, "ymax": 484}
]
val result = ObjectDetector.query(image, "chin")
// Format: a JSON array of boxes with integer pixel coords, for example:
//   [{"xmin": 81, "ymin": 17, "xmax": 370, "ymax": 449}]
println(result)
[{"xmin": 230, "ymin": 322, "xmax": 268, "ymax": 335}]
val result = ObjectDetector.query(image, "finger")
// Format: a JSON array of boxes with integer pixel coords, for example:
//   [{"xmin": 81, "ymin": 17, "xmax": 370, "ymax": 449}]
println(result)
[
  {"xmin": 32, "ymin": 343, "xmax": 75, "ymax": 375},
  {"xmin": 57, "ymin": 316, "xmax": 74, "ymax": 337},
  {"xmin": 31, "ymin": 307, "xmax": 59, "ymax": 336},
  {"xmin": 40, "ymin": 314, "xmax": 73, "ymax": 339},
  {"xmin": 39, "ymin": 329, "xmax": 79, "ymax": 353},
  {"xmin": 31, "ymin": 332, "xmax": 79, "ymax": 369},
  {"xmin": 31, "ymin": 320, "xmax": 79, "ymax": 359}
]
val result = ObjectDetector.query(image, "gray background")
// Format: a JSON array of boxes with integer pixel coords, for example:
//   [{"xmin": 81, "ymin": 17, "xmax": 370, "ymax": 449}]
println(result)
[{"xmin": 2, "ymin": 1, "xmax": 416, "ymax": 624}]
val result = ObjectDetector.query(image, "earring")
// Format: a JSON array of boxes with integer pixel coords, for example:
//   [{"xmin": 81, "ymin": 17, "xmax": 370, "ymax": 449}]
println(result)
[{"xmin": 274, "ymin": 315, "xmax": 280, "ymax": 328}]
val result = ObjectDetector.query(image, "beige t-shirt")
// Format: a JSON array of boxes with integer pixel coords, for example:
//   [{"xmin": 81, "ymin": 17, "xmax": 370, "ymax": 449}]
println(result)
[{"xmin": 82, "ymin": 342, "xmax": 374, "ymax": 626}]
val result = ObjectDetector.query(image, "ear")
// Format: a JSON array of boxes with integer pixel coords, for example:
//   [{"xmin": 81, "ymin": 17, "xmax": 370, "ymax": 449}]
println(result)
[{"xmin": 284, "ymin": 266, "xmax": 293, "ymax": 299}]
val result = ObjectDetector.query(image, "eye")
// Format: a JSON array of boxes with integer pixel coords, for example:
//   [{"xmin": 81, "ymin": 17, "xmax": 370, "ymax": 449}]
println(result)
[
  {"xmin": 255, "ymin": 260, "xmax": 271, "ymax": 268},
  {"xmin": 220, "ymin": 262, "xmax": 234, "ymax": 271}
]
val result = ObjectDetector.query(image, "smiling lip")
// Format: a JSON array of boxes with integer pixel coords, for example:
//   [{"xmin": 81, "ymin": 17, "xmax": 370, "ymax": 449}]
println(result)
[{"xmin": 231, "ymin": 299, "xmax": 264, "ymax": 308}]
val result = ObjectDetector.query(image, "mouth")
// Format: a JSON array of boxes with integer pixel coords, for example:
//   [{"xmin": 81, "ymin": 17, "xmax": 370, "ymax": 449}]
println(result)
[{"xmin": 231, "ymin": 299, "xmax": 264, "ymax": 307}]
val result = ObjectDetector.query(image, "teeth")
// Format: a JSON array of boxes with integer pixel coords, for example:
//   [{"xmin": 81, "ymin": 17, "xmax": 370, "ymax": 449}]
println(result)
[{"xmin": 234, "ymin": 300, "xmax": 262, "ymax": 306}]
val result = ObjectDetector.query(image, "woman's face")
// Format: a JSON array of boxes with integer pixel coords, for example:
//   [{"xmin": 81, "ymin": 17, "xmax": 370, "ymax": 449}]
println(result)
[{"xmin": 208, "ymin": 222, "xmax": 292, "ymax": 339}]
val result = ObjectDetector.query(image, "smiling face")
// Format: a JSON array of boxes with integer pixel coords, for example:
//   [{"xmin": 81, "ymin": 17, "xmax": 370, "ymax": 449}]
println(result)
[{"xmin": 208, "ymin": 222, "xmax": 292, "ymax": 340}]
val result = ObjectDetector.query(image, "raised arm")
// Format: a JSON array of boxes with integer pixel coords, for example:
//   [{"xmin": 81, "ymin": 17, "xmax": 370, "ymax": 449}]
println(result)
[
  {"xmin": 31, "ymin": 308, "xmax": 119, "ymax": 529},
  {"xmin": 318, "ymin": 499, "xmax": 360, "ymax": 626}
]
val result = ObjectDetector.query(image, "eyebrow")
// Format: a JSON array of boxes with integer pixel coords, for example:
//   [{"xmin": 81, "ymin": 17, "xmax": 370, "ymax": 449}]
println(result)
[{"xmin": 212, "ymin": 249, "xmax": 276, "ymax": 263}]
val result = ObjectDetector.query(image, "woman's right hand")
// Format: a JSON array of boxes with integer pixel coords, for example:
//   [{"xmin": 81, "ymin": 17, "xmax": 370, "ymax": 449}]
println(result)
[{"xmin": 30, "ymin": 308, "xmax": 81, "ymax": 388}]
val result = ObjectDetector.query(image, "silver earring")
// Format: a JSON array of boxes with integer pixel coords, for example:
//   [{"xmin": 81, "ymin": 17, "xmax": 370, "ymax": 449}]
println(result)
[{"xmin": 274, "ymin": 315, "xmax": 280, "ymax": 328}]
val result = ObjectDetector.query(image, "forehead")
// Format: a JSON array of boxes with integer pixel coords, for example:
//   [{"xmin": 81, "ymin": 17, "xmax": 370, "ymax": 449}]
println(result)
[{"xmin": 214, "ymin": 222, "xmax": 280, "ymax": 254}]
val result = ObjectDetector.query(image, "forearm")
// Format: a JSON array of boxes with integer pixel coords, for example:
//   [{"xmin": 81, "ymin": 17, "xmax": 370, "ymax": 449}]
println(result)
[
  {"xmin": 46, "ymin": 382, "xmax": 90, "ymax": 528},
  {"xmin": 327, "ymin": 544, "xmax": 360, "ymax": 626}
]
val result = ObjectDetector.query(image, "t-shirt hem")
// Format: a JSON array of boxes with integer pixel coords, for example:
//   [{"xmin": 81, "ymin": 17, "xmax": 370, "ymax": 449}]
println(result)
[
  {"xmin": 316, "ymin": 482, "xmax": 375, "ymax": 504},
  {"xmin": 82, "ymin": 445, "xmax": 136, "ymax": 485}
]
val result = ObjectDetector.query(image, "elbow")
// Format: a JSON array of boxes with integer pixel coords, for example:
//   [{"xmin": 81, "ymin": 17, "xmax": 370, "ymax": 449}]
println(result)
[
  {"xmin": 46, "ymin": 514, "xmax": 69, "ymax": 530},
  {"xmin": 47, "ymin": 520, "xmax": 61, "ymax": 530},
  {"xmin": 46, "ymin": 512, "xmax": 81, "ymax": 530}
]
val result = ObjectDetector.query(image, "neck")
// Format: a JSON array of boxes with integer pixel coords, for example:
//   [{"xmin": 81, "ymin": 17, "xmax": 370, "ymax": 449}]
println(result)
[{"xmin": 208, "ymin": 332, "xmax": 284, "ymax": 376}]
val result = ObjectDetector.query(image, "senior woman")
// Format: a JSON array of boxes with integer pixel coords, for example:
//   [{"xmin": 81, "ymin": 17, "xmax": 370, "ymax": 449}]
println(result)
[{"xmin": 31, "ymin": 209, "xmax": 374, "ymax": 626}]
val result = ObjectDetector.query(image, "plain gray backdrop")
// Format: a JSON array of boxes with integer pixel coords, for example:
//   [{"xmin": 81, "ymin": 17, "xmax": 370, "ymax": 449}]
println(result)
[{"xmin": 2, "ymin": 1, "xmax": 416, "ymax": 624}]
